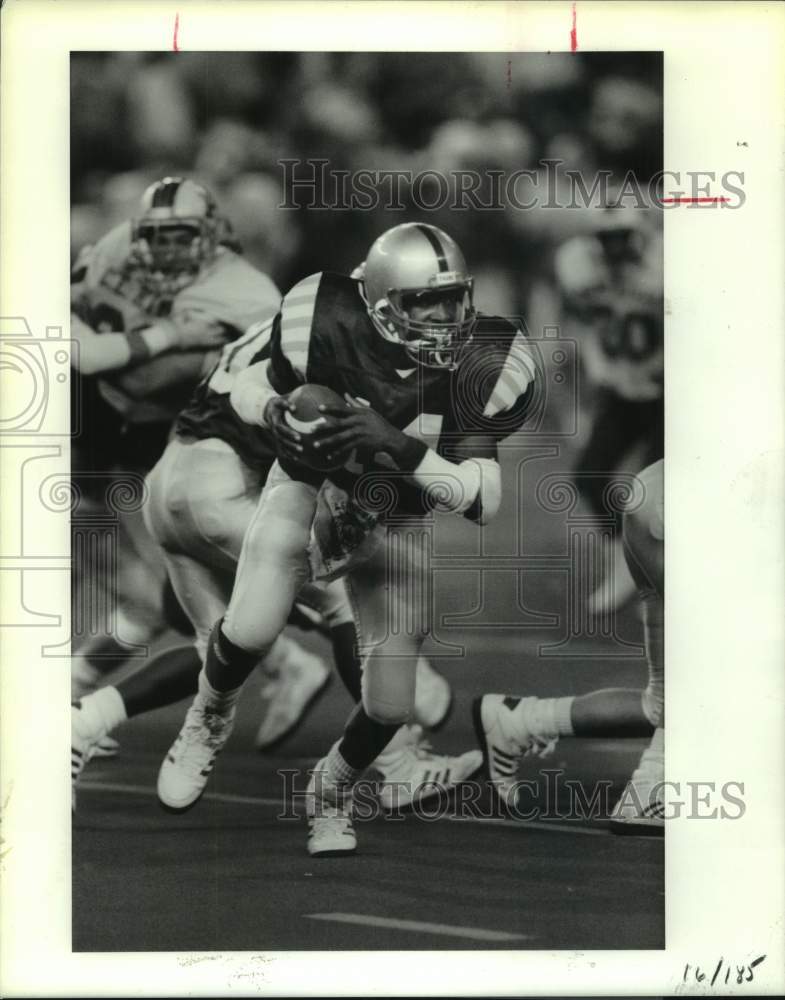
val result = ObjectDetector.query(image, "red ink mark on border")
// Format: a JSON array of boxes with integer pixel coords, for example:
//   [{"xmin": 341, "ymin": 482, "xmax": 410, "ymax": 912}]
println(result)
[
  {"xmin": 661, "ymin": 197, "xmax": 730, "ymax": 204},
  {"xmin": 570, "ymin": 2, "xmax": 578, "ymax": 52},
  {"xmin": 173, "ymin": 12, "xmax": 180, "ymax": 52}
]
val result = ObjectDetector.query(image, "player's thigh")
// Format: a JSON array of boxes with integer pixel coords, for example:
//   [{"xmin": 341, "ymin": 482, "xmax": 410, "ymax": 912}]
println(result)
[
  {"xmin": 146, "ymin": 437, "xmax": 262, "ymax": 568},
  {"xmin": 224, "ymin": 463, "xmax": 319, "ymax": 647}
]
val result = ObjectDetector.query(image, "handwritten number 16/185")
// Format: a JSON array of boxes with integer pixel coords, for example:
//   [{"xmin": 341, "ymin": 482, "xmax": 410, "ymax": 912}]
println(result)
[{"xmin": 683, "ymin": 955, "xmax": 766, "ymax": 986}]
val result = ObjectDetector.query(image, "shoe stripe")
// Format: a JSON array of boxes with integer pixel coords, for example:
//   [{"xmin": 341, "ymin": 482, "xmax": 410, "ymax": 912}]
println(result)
[
  {"xmin": 492, "ymin": 745, "xmax": 517, "ymax": 763},
  {"xmin": 443, "ymin": 768, "xmax": 450, "ymax": 785}
]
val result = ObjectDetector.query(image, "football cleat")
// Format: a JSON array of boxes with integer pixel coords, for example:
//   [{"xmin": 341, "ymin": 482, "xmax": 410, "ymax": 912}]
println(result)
[
  {"xmin": 157, "ymin": 698, "xmax": 236, "ymax": 813},
  {"xmin": 412, "ymin": 657, "xmax": 453, "ymax": 731},
  {"xmin": 305, "ymin": 758, "xmax": 357, "ymax": 857},
  {"xmin": 373, "ymin": 725, "xmax": 482, "ymax": 811},
  {"xmin": 254, "ymin": 650, "xmax": 331, "ymax": 751},
  {"xmin": 472, "ymin": 694, "xmax": 557, "ymax": 809}
]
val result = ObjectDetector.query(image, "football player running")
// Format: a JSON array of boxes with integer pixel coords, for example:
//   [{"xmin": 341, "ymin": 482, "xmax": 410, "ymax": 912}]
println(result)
[
  {"xmin": 72, "ymin": 316, "xmax": 461, "ymax": 809},
  {"xmin": 474, "ymin": 458, "xmax": 664, "ymax": 833},
  {"xmin": 70, "ymin": 176, "xmax": 285, "ymax": 703},
  {"xmin": 157, "ymin": 222, "xmax": 538, "ymax": 855}
]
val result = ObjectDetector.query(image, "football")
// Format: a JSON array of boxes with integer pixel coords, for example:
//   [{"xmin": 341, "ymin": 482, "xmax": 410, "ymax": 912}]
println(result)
[{"xmin": 284, "ymin": 383, "xmax": 347, "ymax": 471}]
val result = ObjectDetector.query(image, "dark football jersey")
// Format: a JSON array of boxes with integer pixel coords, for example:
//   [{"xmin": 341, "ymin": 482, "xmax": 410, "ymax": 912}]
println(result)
[
  {"xmin": 174, "ymin": 316, "xmax": 279, "ymax": 473},
  {"xmin": 266, "ymin": 271, "xmax": 538, "ymax": 513}
]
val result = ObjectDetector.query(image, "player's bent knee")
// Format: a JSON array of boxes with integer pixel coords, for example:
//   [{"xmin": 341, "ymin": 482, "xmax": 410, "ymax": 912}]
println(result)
[{"xmin": 362, "ymin": 697, "xmax": 412, "ymax": 726}]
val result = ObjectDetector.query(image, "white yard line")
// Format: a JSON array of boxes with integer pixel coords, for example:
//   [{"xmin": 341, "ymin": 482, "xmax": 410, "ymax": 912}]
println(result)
[
  {"xmin": 304, "ymin": 912, "xmax": 531, "ymax": 943},
  {"xmin": 79, "ymin": 780, "xmax": 610, "ymax": 836}
]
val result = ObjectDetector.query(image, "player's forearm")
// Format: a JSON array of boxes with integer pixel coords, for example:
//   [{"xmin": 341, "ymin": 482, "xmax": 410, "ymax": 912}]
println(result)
[
  {"xmin": 71, "ymin": 315, "xmax": 181, "ymax": 375},
  {"xmin": 230, "ymin": 362, "xmax": 279, "ymax": 426},
  {"xmin": 407, "ymin": 448, "xmax": 502, "ymax": 524}
]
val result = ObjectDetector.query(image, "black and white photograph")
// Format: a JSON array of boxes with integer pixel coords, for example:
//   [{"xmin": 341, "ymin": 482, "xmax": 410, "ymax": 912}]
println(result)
[
  {"xmin": 68, "ymin": 47, "xmax": 666, "ymax": 952},
  {"xmin": 1, "ymin": 1, "xmax": 784, "ymax": 996}
]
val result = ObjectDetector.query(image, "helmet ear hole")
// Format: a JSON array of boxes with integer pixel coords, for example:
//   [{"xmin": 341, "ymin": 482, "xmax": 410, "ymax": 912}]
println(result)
[{"xmin": 361, "ymin": 223, "xmax": 475, "ymax": 369}]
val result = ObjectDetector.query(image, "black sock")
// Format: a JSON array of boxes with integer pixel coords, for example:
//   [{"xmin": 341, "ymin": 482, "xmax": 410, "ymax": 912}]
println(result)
[
  {"xmin": 204, "ymin": 619, "xmax": 259, "ymax": 692},
  {"xmin": 329, "ymin": 622, "xmax": 362, "ymax": 702},
  {"xmin": 117, "ymin": 644, "xmax": 202, "ymax": 718},
  {"xmin": 338, "ymin": 704, "xmax": 400, "ymax": 770}
]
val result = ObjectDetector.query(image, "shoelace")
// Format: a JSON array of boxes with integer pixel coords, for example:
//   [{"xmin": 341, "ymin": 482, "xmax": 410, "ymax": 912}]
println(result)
[{"xmin": 174, "ymin": 706, "xmax": 233, "ymax": 778}]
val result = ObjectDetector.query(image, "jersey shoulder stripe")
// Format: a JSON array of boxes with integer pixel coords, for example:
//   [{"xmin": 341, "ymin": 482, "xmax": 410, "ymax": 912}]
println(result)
[
  {"xmin": 483, "ymin": 328, "xmax": 538, "ymax": 418},
  {"xmin": 279, "ymin": 272, "xmax": 323, "ymax": 379}
]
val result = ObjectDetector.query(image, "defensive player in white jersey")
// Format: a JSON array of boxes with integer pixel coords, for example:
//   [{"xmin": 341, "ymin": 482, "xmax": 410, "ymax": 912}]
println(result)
[
  {"xmin": 70, "ymin": 177, "xmax": 336, "ymax": 749},
  {"xmin": 72, "ymin": 315, "xmax": 468, "ymax": 810},
  {"xmin": 474, "ymin": 458, "xmax": 664, "ymax": 833},
  {"xmin": 157, "ymin": 222, "xmax": 538, "ymax": 855}
]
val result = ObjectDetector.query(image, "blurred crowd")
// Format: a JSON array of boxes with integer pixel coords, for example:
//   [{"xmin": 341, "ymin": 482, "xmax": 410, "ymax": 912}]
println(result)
[{"xmin": 71, "ymin": 51, "xmax": 662, "ymax": 316}]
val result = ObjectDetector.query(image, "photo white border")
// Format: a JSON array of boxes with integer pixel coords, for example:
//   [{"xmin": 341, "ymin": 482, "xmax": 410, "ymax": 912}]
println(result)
[{"xmin": 1, "ymin": 1, "xmax": 784, "ymax": 995}]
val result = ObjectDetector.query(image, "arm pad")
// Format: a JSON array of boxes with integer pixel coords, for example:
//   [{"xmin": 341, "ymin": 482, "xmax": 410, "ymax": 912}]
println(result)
[{"xmin": 409, "ymin": 450, "xmax": 502, "ymax": 524}]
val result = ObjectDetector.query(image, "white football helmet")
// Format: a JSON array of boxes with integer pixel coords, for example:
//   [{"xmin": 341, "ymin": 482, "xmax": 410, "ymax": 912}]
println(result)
[{"xmin": 357, "ymin": 223, "xmax": 476, "ymax": 370}]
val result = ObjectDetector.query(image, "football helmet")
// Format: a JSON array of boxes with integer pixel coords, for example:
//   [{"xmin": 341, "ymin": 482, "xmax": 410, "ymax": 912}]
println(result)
[
  {"xmin": 130, "ymin": 177, "xmax": 225, "ymax": 286},
  {"xmin": 358, "ymin": 223, "xmax": 476, "ymax": 370}
]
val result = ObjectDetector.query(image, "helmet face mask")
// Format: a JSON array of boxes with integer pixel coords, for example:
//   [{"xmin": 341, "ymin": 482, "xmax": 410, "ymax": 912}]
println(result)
[
  {"xmin": 361, "ymin": 223, "xmax": 476, "ymax": 371},
  {"xmin": 130, "ymin": 177, "xmax": 223, "ymax": 297}
]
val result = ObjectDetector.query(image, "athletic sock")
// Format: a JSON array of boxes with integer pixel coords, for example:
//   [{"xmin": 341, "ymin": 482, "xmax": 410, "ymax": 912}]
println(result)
[
  {"xmin": 203, "ymin": 619, "xmax": 259, "ymax": 692},
  {"xmin": 324, "ymin": 704, "xmax": 400, "ymax": 785},
  {"xmin": 117, "ymin": 644, "xmax": 201, "ymax": 718},
  {"xmin": 511, "ymin": 695, "xmax": 574, "ymax": 741},
  {"xmin": 195, "ymin": 667, "xmax": 242, "ymax": 713},
  {"xmin": 328, "ymin": 622, "xmax": 362, "ymax": 702},
  {"xmin": 77, "ymin": 685, "xmax": 127, "ymax": 737}
]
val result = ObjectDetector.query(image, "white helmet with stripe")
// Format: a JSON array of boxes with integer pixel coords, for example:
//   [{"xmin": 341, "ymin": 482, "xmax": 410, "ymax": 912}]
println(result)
[
  {"xmin": 131, "ymin": 177, "xmax": 226, "ymax": 281},
  {"xmin": 358, "ymin": 223, "xmax": 476, "ymax": 370}
]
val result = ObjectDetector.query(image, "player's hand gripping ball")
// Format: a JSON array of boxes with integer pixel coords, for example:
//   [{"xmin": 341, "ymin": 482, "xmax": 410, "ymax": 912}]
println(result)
[{"xmin": 281, "ymin": 384, "xmax": 348, "ymax": 471}]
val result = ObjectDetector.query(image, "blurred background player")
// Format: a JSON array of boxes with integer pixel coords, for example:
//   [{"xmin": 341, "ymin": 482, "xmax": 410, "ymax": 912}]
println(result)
[
  {"xmin": 70, "ymin": 175, "xmax": 282, "ymax": 706},
  {"xmin": 553, "ymin": 202, "xmax": 663, "ymax": 614},
  {"xmin": 72, "ymin": 314, "xmax": 458, "ymax": 808},
  {"xmin": 155, "ymin": 222, "xmax": 537, "ymax": 855},
  {"xmin": 474, "ymin": 458, "xmax": 664, "ymax": 833}
]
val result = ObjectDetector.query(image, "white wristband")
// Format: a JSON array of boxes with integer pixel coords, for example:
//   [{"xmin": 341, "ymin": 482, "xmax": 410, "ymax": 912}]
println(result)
[
  {"xmin": 410, "ymin": 450, "xmax": 501, "ymax": 521},
  {"xmin": 140, "ymin": 321, "xmax": 178, "ymax": 355}
]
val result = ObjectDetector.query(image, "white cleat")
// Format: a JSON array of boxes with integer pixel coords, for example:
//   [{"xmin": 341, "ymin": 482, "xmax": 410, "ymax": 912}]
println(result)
[
  {"xmin": 374, "ymin": 725, "xmax": 482, "ymax": 811},
  {"xmin": 157, "ymin": 698, "xmax": 236, "ymax": 813},
  {"xmin": 472, "ymin": 694, "xmax": 557, "ymax": 809},
  {"xmin": 306, "ymin": 758, "xmax": 357, "ymax": 857},
  {"xmin": 413, "ymin": 657, "xmax": 453, "ymax": 730},
  {"xmin": 71, "ymin": 702, "xmax": 102, "ymax": 811},
  {"xmin": 255, "ymin": 651, "xmax": 331, "ymax": 751}
]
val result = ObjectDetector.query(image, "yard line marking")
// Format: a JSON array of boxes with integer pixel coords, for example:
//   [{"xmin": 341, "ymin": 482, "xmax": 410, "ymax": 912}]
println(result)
[
  {"xmin": 305, "ymin": 913, "xmax": 531, "ymax": 943},
  {"xmin": 81, "ymin": 781, "xmax": 282, "ymax": 808},
  {"xmin": 446, "ymin": 815, "xmax": 608, "ymax": 837},
  {"xmin": 79, "ymin": 781, "xmax": 611, "ymax": 836}
]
